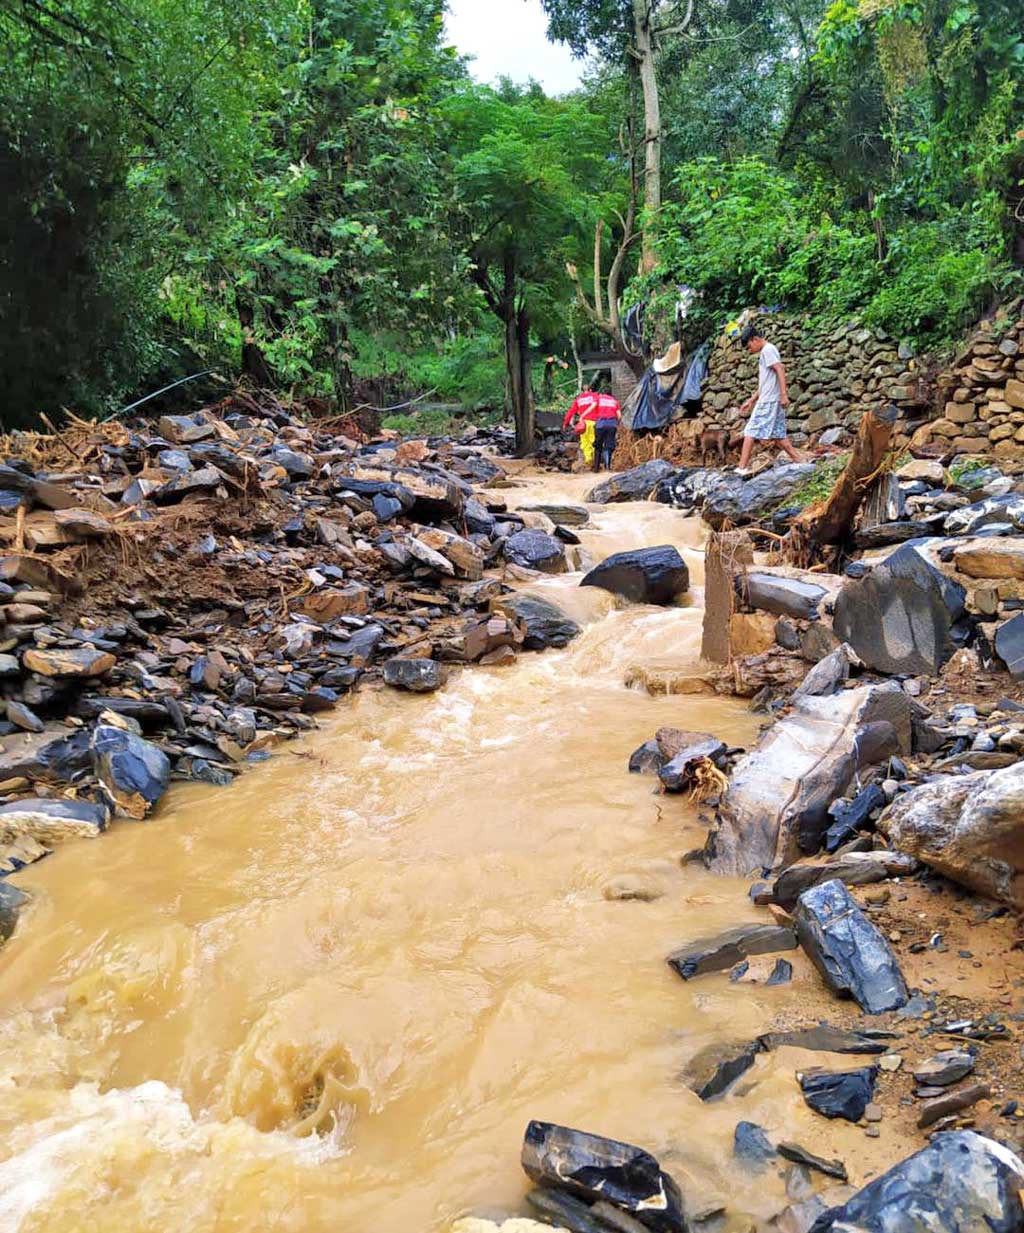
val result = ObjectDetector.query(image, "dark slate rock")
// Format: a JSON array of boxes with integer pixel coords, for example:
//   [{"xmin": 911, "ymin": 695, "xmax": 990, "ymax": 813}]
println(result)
[
  {"xmin": 824, "ymin": 784, "xmax": 887, "ymax": 853},
  {"xmin": 336, "ymin": 478, "xmax": 415, "ymax": 510},
  {"xmin": 799, "ymin": 1065, "xmax": 878, "ymax": 1122},
  {"xmin": 808, "ymin": 1131, "xmax": 1024, "ymax": 1233},
  {"xmin": 629, "ymin": 740, "xmax": 665, "ymax": 775},
  {"xmin": 657, "ymin": 736, "xmax": 727, "ymax": 792},
  {"xmin": 267, "ymin": 446, "xmax": 313, "ymax": 478},
  {"xmin": 382, "ymin": 658, "xmax": 443, "ymax": 693},
  {"xmin": 502, "ymin": 595, "xmax": 580, "ymax": 651},
  {"xmin": 0, "ymin": 881, "xmax": 28, "ymax": 941},
  {"xmin": 503, "ymin": 529, "xmax": 566, "ymax": 574},
  {"xmin": 758, "ymin": 1025, "xmax": 893, "ymax": 1055},
  {"xmin": 792, "ymin": 646, "xmax": 850, "ymax": 700},
  {"xmin": 372, "ymin": 494, "xmax": 403, "ymax": 523},
  {"xmin": 734, "ymin": 1121, "xmax": 776, "ymax": 1169},
  {"xmin": 587, "ymin": 460, "xmax": 676, "ymax": 504},
  {"xmin": 766, "ymin": 958, "xmax": 793, "ymax": 986},
  {"xmin": 855, "ymin": 520, "xmax": 933, "ymax": 548},
  {"xmin": 91, "ymin": 725, "xmax": 171, "ymax": 819},
  {"xmin": 794, "ymin": 879, "xmax": 908, "ymax": 1014},
  {"xmin": 833, "ymin": 544, "xmax": 966, "ymax": 676},
  {"xmin": 582, "ymin": 546, "xmax": 689, "ymax": 606},
  {"xmin": 701, "ymin": 464, "xmax": 816, "ymax": 530},
  {"xmin": 778, "ymin": 1142, "xmax": 848, "ymax": 1182},
  {"xmin": 5, "ymin": 701, "xmax": 43, "ymax": 733},
  {"xmin": 743, "ymin": 574, "xmax": 826, "ymax": 620},
  {"xmin": 667, "ymin": 922, "xmax": 797, "ymax": 981},
  {"xmin": 521, "ymin": 1121, "xmax": 685, "ymax": 1233},
  {"xmin": 684, "ymin": 1039, "xmax": 761, "ymax": 1101},
  {"xmin": 912, "ymin": 1050, "xmax": 975, "ymax": 1087},
  {"xmin": 775, "ymin": 618, "xmax": 802, "ymax": 651},
  {"xmin": 0, "ymin": 797, "xmax": 109, "ymax": 840},
  {"xmin": 945, "ymin": 493, "xmax": 1024, "ymax": 536},
  {"xmin": 74, "ymin": 696, "xmax": 171, "ymax": 728},
  {"xmin": 995, "ymin": 613, "xmax": 1024, "ymax": 679},
  {"xmin": 157, "ymin": 448, "xmax": 193, "ymax": 471}
]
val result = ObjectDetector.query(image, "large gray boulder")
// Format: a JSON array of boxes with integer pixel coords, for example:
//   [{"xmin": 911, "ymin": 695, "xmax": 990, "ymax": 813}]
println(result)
[
  {"xmin": 499, "ymin": 594, "xmax": 580, "ymax": 651},
  {"xmin": 833, "ymin": 543, "xmax": 966, "ymax": 676},
  {"xmin": 0, "ymin": 797, "xmax": 109, "ymax": 843},
  {"xmin": 794, "ymin": 879, "xmax": 908, "ymax": 1014},
  {"xmin": 880, "ymin": 760, "xmax": 1024, "ymax": 909},
  {"xmin": 503, "ymin": 529, "xmax": 567, "ymax": 574},
  {"xmin": 701, "ymin": 464, "xmax": 815, "ymax": 529},
  {"xmin": 92, "ymin": 724, "xmax": 171, "ymax": 820},
  {"xmin": 587, "ymin": 460, "xmax": 676, "ymax": 504},
  {"xmin": 704, "ymin": 686, "xmax": 912, "ymax": 875},
  {"xmin": 581, "ymin": 546, "xmax": 690, "ymax": 606},
  {"xmin": 809, "ymin": 1132, "xmax": 1024, "ymax": 1232},
  {"xmin": 521, "ymin": 1120, "xmax": 685, "ymax": 1233}
]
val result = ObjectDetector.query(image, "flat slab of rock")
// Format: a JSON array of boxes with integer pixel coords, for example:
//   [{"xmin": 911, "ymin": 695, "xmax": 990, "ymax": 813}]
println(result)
[
  {"xmin": 518, "ymin": 503, "xmax": 590, "ymax": 526},
  {"xmin": 794, "ymin": 879, "xmax": 908, "ymax": 1014},
  {"xmin": 587, "ymin": 461, "xmax": 676, "ymax": 504},
  {"xmin": 657, "ymin": 735, "xmax": 726, "ymax": 792},
  {"xmin": 913, "ymin": 1050, "xmax": 975, "ymax": 1087},
  {"xmin": 742, "ymin": 573, "xmax": 827, "ymax": 620},
  {"xmin": 799, "ymin": 1065, "xmax": 878, "ymax": 1122},
  {"xmin": 954, "ymin": 538, "xmax": 1024, "ymax": 579},
  {"xmin": 771, "ymin": 851, "xmax": 918, "ymax": 911},
  {"xmin": 701, "ymin": 464, "xmax": 815, "ymax": 530},
  {"xmin": 382, "ymin": 658, "xmax": 444, "ymax": 693},
  {"xmin": 833, "ymin": 544, "xmax": 965, "ymax": 676},
  {"xmin": 758, "ymin": 1025, "xmax": 892, "ymax": 1056},
  {"xmin": 667, "ymin": 922, "xmax": 796, "ymax": 981},
  {"xmin": 994, "ymin": 613, "xmax": 1024, "ymax": 679},
  {"xmin": 879, "ymin": 761, "xmax": 1024, "ymax": 909},
  {"xmin": 503, "ymin": 529, "xmax": 566, "ymax": 574},
  {"xmin": 705, "ymin": 686, "xmax": 911, "ymax": 875},
  {"xmin": 92, "ymin": 725, "xmax": 170, "ymax": 820},
  {"xmin": 521, "ymin": 1120, "xmax": 685, "ymax": 1233},
  {"xmin": 917, "ymin": 1082, "xmax": 990, "ymax": 1129},
  {"xmin": 582, "ymin": 546, "xmax": 689, "ymax": 606},
  {"xmin": 497, "ymin": 595, "xmax": 580, "ymax": 651},
  {"xmin": 22, "ymin": 646, "xmax": 116, "ymax": 678},
  {"xmin": 0, "ymin": 797, "xmax": 108, "ymax": 843},
  {"xmin": 683, "ymin": 1039, "xmax": 760, "ymax": 1101},
  {"xmin": 808, "ymin": 1131, "xmax": 1024, "ymax": 1232}
]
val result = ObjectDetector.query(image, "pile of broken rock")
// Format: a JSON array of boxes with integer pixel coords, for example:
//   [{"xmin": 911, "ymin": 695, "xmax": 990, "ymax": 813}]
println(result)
[{"xmin": 0, "ymin": 398, "xmax": 584, "ymax": 929}]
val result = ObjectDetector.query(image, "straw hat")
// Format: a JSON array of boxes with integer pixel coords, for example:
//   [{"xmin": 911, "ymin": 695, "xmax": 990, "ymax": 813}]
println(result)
[{"xmin": 653, "ymin": 341, "xmax": 683, "ymax": 375}]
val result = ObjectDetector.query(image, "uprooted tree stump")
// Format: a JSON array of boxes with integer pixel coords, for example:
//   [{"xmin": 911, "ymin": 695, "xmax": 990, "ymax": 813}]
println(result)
[{"xmin": 787, "ymin": 405, "xmax": 897, "ymax": 567}]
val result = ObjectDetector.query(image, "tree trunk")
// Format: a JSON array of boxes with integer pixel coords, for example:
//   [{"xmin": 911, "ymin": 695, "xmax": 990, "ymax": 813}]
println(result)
[
  {"xmin": 235, "ymin": 290, "xmax": 275, "ymax": 387},
  {"xmin": 506, "ymin": 301, "xmax": 535, "ymax": 456},
  {"xmin": 634, "ymin": 0, "xmax": 661, "ymax": 274},
  {"xmin": 788, "ymin": 407, "xmax": 896, "ymax": 566}
]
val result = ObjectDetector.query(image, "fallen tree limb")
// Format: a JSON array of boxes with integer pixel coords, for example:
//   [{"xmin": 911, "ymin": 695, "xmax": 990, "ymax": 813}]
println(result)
[{"xmin": 787, "ymin": 406, "xmax": 896, "ymax": 566}]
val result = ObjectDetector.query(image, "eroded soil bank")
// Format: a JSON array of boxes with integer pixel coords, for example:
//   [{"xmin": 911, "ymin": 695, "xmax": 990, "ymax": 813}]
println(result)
[{"xmin": 0, "ymin": 471, "xmax": 1019, "ymax": 1233}]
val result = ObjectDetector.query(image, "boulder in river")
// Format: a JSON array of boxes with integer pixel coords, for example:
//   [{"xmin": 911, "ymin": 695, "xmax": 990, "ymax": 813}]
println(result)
[
  {"xmin": 808, "ymin": 1132, "xmax": 1024, "ymax": 1233},
  {"xmin": 657, "ymin": 734, "xmax": 727, "ymax": 792},
  {"xmin": 521, "ymin": 1120, "xmax": 685, "ymax": 1233},
  {"xmin": 667, "ymin": 922, "xmax": 797, "ymax": 981},
  {"xmin": 705, "ymin": 685, "xmax": 911, "ymax": 875},
  {"xmin": 794, "ymin": 879, "xmax": 908, "ymax": 1014},
  {"xmin": 498, "ymin": 595, "xmax": 580, "ymax": 651},
  {"xmin": 701, "ymin": 464, "xmax": 815, "ymax": 530},
  {"xmin": 91, "ymin": 724, "xmax": 171, "ymax": 820},
  {"xmin": 0, "ymin": 881, "xmax": 27, "ymax": 942},
  {"xmin": 879, "ymin": 760, "xmax": 1024, "ymax": 908},
  {"xmin": 587, "ymin": 460, "xmax": 676, "ymax": 504},
  {"xmin": 683, "ymin": 1038, "xmax": 761, "ymax": 1101},
  {"xmin": 0, "ymin": 797, "xmax": 109, "ymax": 843},
  {"xmin": 798, "ymin": 1065, "xmax": 878, "ymax": 1122},
  {"xmin": 581, "ymin": 546, "xmax": 689, "ymax": 606},
  {"xmin": 503, "ymin": 529, "xmax": 567, "ymax": 574},
  {"xmin": 832, "ymin": 543, "xmax": 966, "ymax": 676},
  {"xmin": 382, "ymin": 657, "xmax": 444, "ymax": 693}
]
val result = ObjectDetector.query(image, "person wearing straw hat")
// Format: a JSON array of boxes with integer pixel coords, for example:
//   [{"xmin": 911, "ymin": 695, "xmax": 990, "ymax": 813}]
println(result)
[{"xmin": 735, "ymin": 325, "xmax": 803, "ymax": 473}]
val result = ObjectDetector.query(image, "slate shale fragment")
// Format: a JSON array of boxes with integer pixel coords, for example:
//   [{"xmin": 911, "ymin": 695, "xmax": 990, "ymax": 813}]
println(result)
[
  {"xmin": 808, "ymin": 1132, "xmax": 1024, "ymax": 1232},
  {"xmin": 667, "ymin": 922, "xmax": 797, "ymax": 981},
  {"xmin": 91, "ymin": 724, "xmax": 171, "ymax": 820},
  {"xmin": 382, "ymin": 657, "xmax": 445, "ymax": 693},
  {"xmin": 0, "ymin": 881, "xmax": 27, "ymax": 941},
  {"xmin": 498, "ymin": 595, "xmax": 580, "ymax": 651},
  {"xmin": 0, "ymin": 797, "xmax": 108, "ymax": 843},
  {"xmin": 581, "ymin": 547, "xmax": 690, "ymax": 607},
  {"xmin": 521, "ymin": 1121, "xmax": 686, "ymax": 1233},
  {"xmin": 798, "ymin": 1066, "xmax": 879, "ymax": 1122},
  {"xmin": 794, "ymin": 880, "xmax": 908, "ymax": 1014}
]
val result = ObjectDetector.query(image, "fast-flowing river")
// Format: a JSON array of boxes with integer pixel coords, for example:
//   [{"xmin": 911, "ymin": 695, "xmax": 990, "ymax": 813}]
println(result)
[{"xmin": 0, "ymin": 471, "xmax": 877, "ymax": 1232}]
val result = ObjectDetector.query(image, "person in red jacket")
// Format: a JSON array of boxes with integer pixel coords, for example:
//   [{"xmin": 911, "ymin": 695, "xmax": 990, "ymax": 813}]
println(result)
[
  {"xmin": 592, "ymin": 393, "xmax": 622, "ymax": 471},
  {"xmin": 562, "ymin": 385, "xmax": 599, "ymax": 431}
]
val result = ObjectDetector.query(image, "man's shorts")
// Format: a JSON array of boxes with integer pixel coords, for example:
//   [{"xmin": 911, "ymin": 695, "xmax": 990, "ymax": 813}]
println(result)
[{"xmin": 745, "ymin": 400, "xmax": 788, "ymax": 441}]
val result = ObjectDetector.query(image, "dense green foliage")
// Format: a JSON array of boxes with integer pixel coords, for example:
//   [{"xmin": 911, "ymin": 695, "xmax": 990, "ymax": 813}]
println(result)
[{"xmin": 1, "ymin": 0, "xmax": 1022, "ymax": 428}]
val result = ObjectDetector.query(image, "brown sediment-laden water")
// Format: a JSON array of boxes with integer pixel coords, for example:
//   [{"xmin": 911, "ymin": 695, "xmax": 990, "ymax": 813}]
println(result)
[{"xmin": 0, "ymin": 472, "xmax": 896, "ymax": 1232}]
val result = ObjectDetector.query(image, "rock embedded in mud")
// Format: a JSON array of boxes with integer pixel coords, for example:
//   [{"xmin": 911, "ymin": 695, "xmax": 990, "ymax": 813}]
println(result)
[
  {"xmin": 0, "ymin": 880, "xmax": 27, "ymax": 942},
  {"xmin": 91, "ymin": 725, "xmax": 171, "ymax": 820},
  {"xmin": 832, "ymin": 543, "xmax": 966, "ymax": 677},
  {"xmin": 503, "ymin": 529, "xmax": 567, "ymax": 574},
  {"xmin": 879, "ymin": 761, "xmax": 1024, "ymax": 908},
  {"xmin": 794, "ymin": 880, "xmax": 908, "ymax": 1014},
  {"xmin": 798, "ymin": 1066, "xmax": 879, "ymax": 1122},
  {"xmin": 771, "ymin": 850, "xmax": 918, "ymax": 911},
  {"xmin": 757, "ymin": 1025, "xmax": 892, "ymax": 1056},
  {"xmin": 683, "ymin": 1039, "xmax": 761, "ymax": 1101},
  {"xmin": 521, "ymin": 1121, "xmax": 685, "ymax": 1233},
  {"xmin": 0, "ymin": 797, "xmax": 108, "ymax": 843},
  {"xmin": 912, "ymin": 1050, "xmax": 975, "ymax": 1088},
  {"xmin": 667, "ymin": 922, "xmax": 797, "ymax": 981},
  {"xmin": 587, "ymin": 461, "xmax": 676, "ymax": 505},
  {"xmin": 705, "ymin": 686, "xmax": 911, "ymax": 876},
  {"xmin": 657, "ymin": 736, "xmax": 727, "ymax": 793},
  {"xmin": 791, "ymin": 646, "xmax": 852, "ymax": 701},
  {"xmin": 808, "ymin": 1131, "xmax": 1024, "ymax": 1232},
  {"xmin": 916, "ymin": 1082, "xmax": 991, "ymax": 1129},
  {"xmin": 22, "ymin": 646, "xmax": 116, "ymax": 678},
  {"xmin": 734, "ymin": 1121, "xmax": 776, "ymax": 1169},
  {"xmin": 497, "ymin": 595, "xmax": 580, "ymax": 651},
  {"xmin": 581, "ymin": 547, "xmax": 689, "ymax": 607},
  {"xmin": 700, "ymin": 464, "xmax": 815, "ymax": 530},
  {"xmin": 382, "ymin": 657, "xmax": 444, "ymax": 693},
  {"xmin": 994, "ymin": 613, "xmax": 1024, "ymax": 679},
  {"xmin": 777, "ymin": 1142, "xmax": 848, "ymax": 1183}
]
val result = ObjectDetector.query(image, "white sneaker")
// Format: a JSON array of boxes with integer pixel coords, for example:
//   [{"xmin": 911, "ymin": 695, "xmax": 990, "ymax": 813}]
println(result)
[{"xmin": 735, "ymin": 467, "xmax": 751, "ymax": 477}]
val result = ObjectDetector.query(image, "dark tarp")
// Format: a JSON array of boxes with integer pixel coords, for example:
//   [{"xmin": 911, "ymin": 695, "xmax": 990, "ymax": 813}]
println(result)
[{"xmin": 625, "ymin": 341, "xmax": 711, "ymax": 433}]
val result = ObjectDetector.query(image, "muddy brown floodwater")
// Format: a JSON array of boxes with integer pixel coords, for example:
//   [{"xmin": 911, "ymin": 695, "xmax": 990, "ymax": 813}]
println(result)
[{"xmin": 0, "ymin": 472, "xmax": 897, "ymax": 1232}]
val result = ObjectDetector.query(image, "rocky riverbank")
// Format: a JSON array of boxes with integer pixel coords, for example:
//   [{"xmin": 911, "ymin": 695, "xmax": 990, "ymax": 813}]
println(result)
[{"xmin": 0, "ymin": 397, "xmax": 585, "ymax": 930}]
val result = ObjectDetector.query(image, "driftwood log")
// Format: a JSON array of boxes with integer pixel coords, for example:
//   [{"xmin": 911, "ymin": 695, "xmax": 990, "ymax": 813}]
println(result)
[{"xmin": 788, "ymin": 406, "xmax": 896, "ymax": 566}]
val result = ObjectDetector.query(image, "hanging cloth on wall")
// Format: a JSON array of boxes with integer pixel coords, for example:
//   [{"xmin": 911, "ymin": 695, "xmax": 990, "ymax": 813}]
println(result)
[{"xmin": 624, "ymin": 340, "xmax": 711, "ymax": 433}]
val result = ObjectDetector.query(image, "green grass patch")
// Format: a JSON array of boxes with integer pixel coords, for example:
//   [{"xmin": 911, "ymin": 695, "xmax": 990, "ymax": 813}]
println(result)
[{"xmin": 784, "ymin": 454, "xmax": 851, "ymax": 509}]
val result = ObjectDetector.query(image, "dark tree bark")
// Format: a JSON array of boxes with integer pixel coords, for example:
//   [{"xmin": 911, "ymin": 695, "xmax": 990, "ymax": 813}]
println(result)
[
  {"xmin": 472, "ymin": 253, "xmax": 536, "ymax": 456},
  {"xmin": 235, "ymin": 290, "xmax": 276, "ymax": 388}
]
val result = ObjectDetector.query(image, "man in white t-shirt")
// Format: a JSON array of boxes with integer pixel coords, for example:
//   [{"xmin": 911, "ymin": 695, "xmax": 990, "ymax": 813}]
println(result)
[{"xmin": 736, "ymin": 325, "xmax": 803, "ymax": 473}]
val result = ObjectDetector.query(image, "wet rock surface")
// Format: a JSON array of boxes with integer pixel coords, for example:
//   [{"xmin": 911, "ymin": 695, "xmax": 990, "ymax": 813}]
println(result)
[
  {"xmin": 497, "ymin": 595, "xmax": 580, "ymax": 651},
  {"xmin": 581, "ymin": 547, "xmax": 690, "ymax": 607},
  {"xmin": 587, "ymin": 461, "xmax": 676, "ymax": 504},
  {"xmin": 667, "ymin": 922, "xmax": 797, "ymax": 981},
  {"xmin": 798, "ymin": 1065, "xmax": 879, "ymax": 1122}
]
